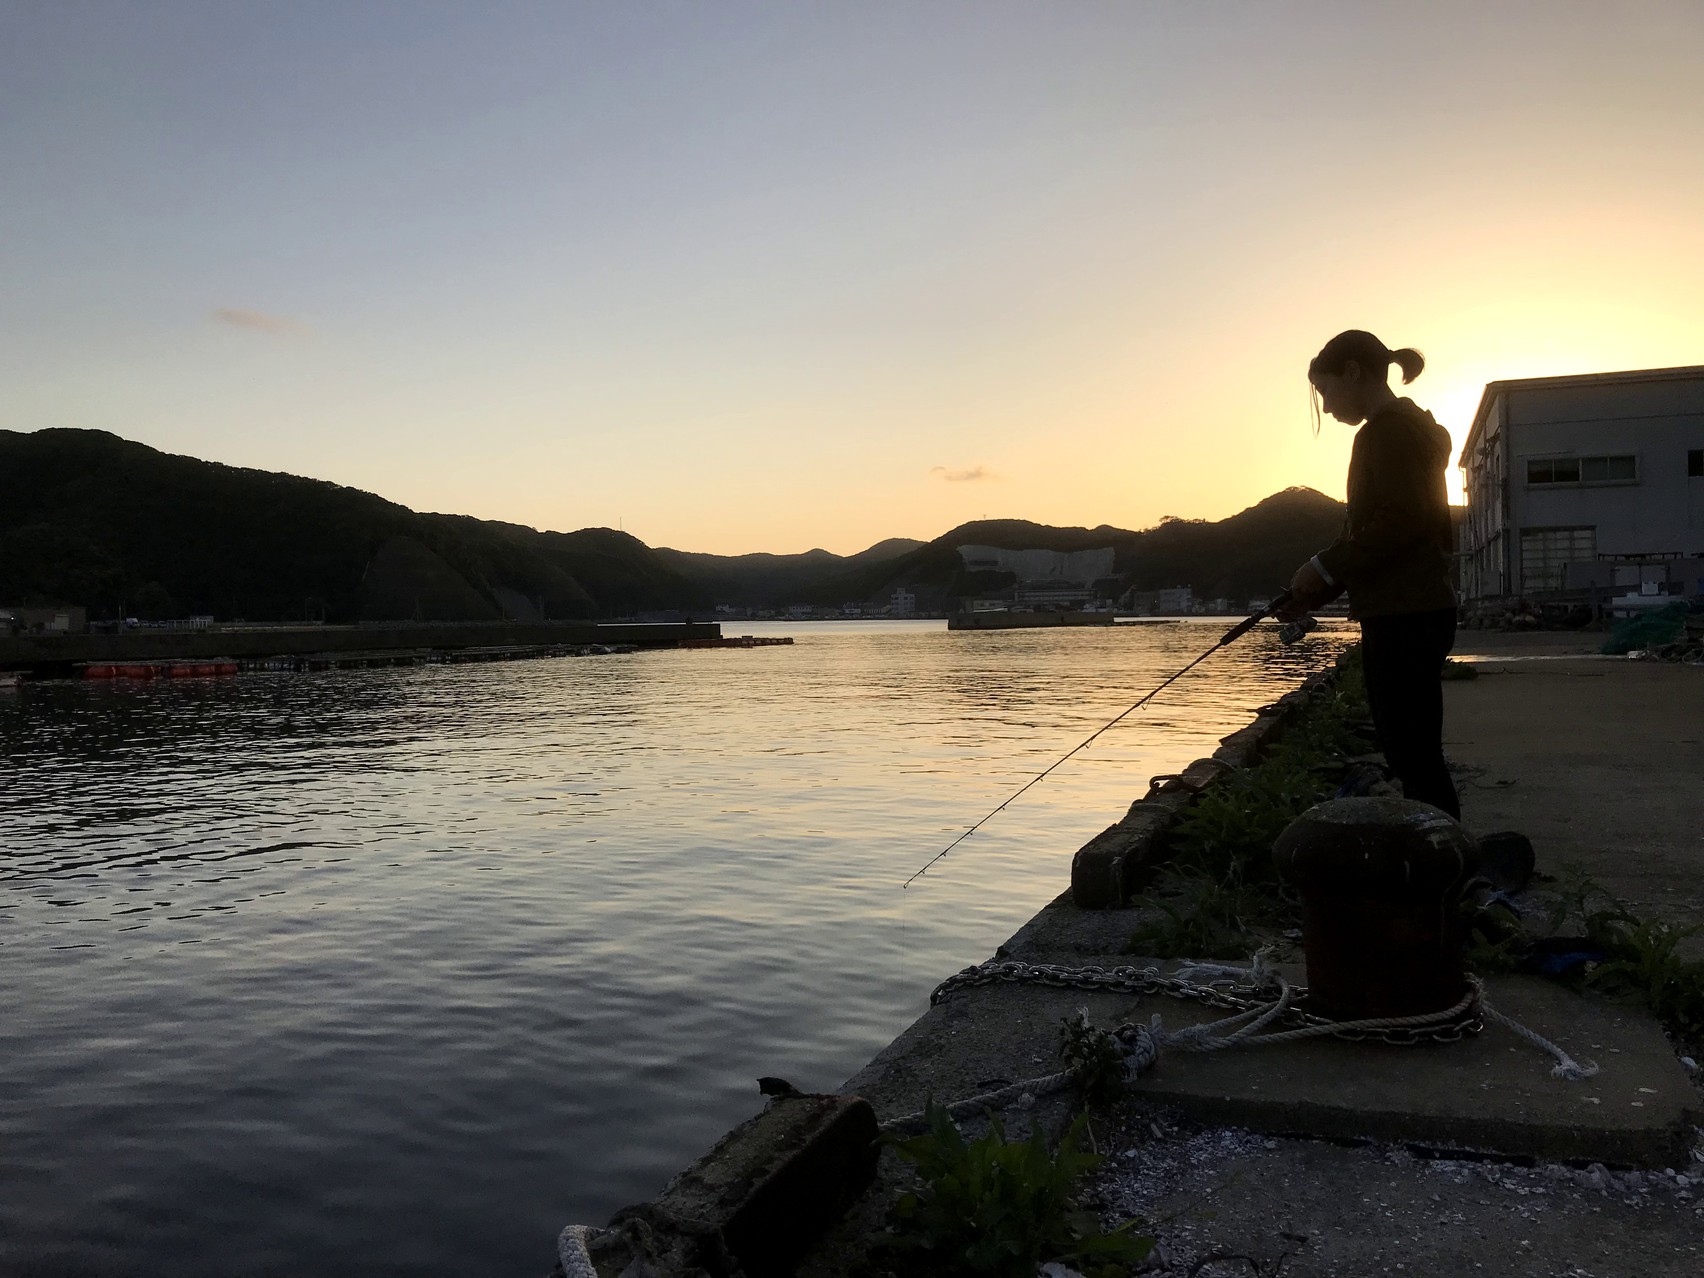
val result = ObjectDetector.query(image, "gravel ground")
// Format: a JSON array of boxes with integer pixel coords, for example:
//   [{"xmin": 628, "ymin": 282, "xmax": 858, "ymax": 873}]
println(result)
[{"xmin": 1084, "ymin": 1108, "xmax": 1704, "ymax": 1278}]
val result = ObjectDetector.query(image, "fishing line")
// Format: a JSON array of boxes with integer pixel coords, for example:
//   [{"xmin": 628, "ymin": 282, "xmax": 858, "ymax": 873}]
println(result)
[{"xmin": 903, "ymin": 593, "xmax": 1302, "ymax": 888}]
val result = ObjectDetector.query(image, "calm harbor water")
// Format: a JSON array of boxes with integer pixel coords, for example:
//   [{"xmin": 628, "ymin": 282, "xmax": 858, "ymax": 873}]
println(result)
[{"xmin": 1, "ymin": 619, "xmax": 1349, "ymax": 1277}]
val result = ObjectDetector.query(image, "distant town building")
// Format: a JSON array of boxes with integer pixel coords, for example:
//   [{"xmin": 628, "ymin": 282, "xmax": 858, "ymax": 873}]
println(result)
[
  {"xmin": 0, "ymin": 605, "xmax": 87, "ymax": 635},
  {"xmin": 1013, "ymin": 580, "xmax": 1097, "ymax": 609},
  {"xmin": 1121, "ymin": 589, "xmax": 1160, "ymax": 614},
  {"xmin": 1156, "ymin": 587, "xmax": 1194, "ymax": 614},
  {"xmin": 1458, "ymin": 365, "xmax": 1704, "ymax": 605},
  {"xmin": 889, "ymin": 587, "xmax": 917, "ymax": 617}
]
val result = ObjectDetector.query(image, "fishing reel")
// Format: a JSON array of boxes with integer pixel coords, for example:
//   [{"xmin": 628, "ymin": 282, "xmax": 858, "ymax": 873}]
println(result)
[{"xmin": 1260, "ymin": 589, "xmax": 1317, "ymax": 645}]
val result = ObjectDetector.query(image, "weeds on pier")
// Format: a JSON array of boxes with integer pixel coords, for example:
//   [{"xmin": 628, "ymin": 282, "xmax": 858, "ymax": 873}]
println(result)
[
  {"xmin": 1128, "ymin": 655, "xmax": 1372, "ymax": 959},
  {"xmin": 1058, "ymin": 1009, "xmax": 1129, "ymax": 1103},
  {"xmin": 876, "ymin": 1101, "xmax": 1153, "ymax": 1278},
  {"xmin": 1551, "ymin": 876, "xmax": 1704, "ymax": 1043}
]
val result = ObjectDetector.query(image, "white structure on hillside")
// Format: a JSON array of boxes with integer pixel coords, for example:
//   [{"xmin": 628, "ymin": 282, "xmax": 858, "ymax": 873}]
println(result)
[
  {"xmin": 956, "ymin": 545, "xmax": 1115, "ymax": 581},
  {"xmin": 956, "ymin": 544, "xmax": 1116, "ymax": 610},
  {"xmin": 1458, "ymin": 365, "xmax": 1704, "ymax": 603},
  {"xmin": 1157, "ymin": 586, "xmax": 1194, "ymax": 614}
]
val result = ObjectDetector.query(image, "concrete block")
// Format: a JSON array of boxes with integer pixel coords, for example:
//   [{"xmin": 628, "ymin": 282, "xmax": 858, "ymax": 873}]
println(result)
[
  {"xmin": 1070, "ymin": 824, "xmax": 1131, "ymax": 909},
  {"xmin": 1212, "ymin": 710, "xmax": 1288, "ymax": 769},
  {"xmin": 1071, "ymin": 805, "xmax": 1174, "ymax": 908},
  {"xmin": 1212, "ymin": 717, "xmax": 1275, "ymax": 769},
  {"xmin": 587, "ymin": 1094, "xmax": 879, "ymax": 1278}
]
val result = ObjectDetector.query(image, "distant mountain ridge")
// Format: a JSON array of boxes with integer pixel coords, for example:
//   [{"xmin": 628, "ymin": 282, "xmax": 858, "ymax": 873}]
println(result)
[
  {"xmin": 652, "ymin": 537, "xmax": 927, "ymax": 608},
  {"xmin": 0, "ymin": 429, "xmax": 1345, "ymax": 621},
  {"xmin": 787, "ymin": 491, "xmax": 1350, "ymax": 610}
]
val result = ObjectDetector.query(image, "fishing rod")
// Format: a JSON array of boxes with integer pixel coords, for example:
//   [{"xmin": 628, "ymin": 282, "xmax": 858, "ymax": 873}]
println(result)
[{"xmin": 903, "ymin": 591, "xmax": 1314, "ymax": 888}]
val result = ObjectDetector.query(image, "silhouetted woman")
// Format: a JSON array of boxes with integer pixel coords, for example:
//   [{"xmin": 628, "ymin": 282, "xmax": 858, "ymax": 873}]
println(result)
[{"xmin": 1286, "ymin": 330, "xmax": 1460, "ymax": 819}]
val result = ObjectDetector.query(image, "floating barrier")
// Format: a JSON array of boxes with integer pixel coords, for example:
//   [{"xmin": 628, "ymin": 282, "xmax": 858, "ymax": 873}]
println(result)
[{"xmin": 82, "ymin": 660, "xmax": 240, "ymax": 680}]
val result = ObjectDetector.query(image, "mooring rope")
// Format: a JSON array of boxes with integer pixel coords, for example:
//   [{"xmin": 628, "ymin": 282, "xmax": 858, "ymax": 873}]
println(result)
[
  {"xmin": 879, "ymin": 1067, "xmax": 1087, "ymax": 1134},
  {"xmin": 1158, "ymin": 952, "xmax": 1596, "ymax": 1078},
  {"xmin": 557, "ymin": 1224, "xmax": 600, "ymax": 1278},
  {"xmin": 1482, "ymin": 1002, "xmax": 1599, "ymax": 1080},
  {"xmin": 888, "ymin": 954, "xmax": 1598, "ymax": 1135},
  {"xmin": 1129, "ymin": 978, "xmax": 1482, "ymax": 1056}
]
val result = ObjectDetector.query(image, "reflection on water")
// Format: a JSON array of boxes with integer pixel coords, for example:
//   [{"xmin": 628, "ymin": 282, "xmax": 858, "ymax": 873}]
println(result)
[{"xmin": 0, "ymin": 619, "xmax": 1349, "ymax": 1276}]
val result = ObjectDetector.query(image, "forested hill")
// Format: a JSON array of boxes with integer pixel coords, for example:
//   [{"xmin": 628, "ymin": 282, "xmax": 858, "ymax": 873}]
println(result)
[
  {"xmin": 0, "ymin": 429, "xmax": 706, "ymax": 622},
  {"xmin": 0, "ymin": 429, "xmax": 1346, "ymax": 621}
]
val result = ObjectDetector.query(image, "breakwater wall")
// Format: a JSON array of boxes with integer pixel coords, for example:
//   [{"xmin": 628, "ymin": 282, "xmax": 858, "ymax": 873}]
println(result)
[
  {"xmin": 0, "ymin": 621, "xmax": 720, "ymax": 676},
  {"xmin": 947, "ymin": 611, "xmax": 1117, "ymax": 630}
]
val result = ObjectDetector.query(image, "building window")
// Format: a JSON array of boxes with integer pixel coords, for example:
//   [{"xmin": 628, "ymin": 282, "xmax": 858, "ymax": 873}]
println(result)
[
  {"xmin": 1525, "ymin": 455, "xmax": 1637, "ymax": 485},
  {"xmin": 1689, "ymin": 448, "xmax": 1703, "ymax": 477},
  {"xmin": 1520, "ymin": 526, "xmax": 1595, "ymax": 594}
]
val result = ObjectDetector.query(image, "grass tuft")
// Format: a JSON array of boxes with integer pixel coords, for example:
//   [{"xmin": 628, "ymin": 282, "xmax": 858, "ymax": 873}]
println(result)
[{"xmin": 875, "ymin": 1101, "xmax": 1153, "ymax": 1278}]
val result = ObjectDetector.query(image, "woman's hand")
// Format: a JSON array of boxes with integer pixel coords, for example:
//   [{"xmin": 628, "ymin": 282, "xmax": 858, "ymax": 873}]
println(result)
[{"xmin": 1285, "ymin": 561, "xmax": 1331, "ymax": 614}]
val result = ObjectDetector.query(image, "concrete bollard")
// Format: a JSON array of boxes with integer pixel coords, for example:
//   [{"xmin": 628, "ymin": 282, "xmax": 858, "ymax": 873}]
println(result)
[{"xmin": 1273, "ymin": 797, "xmax": 1474, "ymax": 1020}]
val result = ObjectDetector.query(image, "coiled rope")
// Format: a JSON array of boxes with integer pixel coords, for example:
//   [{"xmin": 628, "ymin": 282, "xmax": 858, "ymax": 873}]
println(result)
[{"xmin": 880, "ymin": 953, "xmax": 1597, "ymax": 1134}]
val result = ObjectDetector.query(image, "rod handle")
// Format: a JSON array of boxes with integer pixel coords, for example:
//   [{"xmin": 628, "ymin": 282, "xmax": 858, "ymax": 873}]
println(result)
[{"xmin": 1218, "ymin": 590, "xmax": 1293, "ymax": 646}]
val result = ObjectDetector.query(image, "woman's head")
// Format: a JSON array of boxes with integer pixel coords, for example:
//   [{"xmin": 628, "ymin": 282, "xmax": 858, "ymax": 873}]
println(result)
[{"xmin": 1308, "ymin": 330, "xmax": 1423, "ymax": 427}]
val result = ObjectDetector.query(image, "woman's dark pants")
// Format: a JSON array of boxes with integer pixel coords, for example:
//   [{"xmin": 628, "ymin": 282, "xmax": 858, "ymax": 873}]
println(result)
[{"xmin": 1359, "ymin": 608, "xmax": 1461, "ymax": 821}]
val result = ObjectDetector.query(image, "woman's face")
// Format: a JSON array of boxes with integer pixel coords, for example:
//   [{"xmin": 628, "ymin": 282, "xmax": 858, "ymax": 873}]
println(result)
[{"xmin": 1311, "ymin": 364, "xmax": 1365, "ymax": 424}]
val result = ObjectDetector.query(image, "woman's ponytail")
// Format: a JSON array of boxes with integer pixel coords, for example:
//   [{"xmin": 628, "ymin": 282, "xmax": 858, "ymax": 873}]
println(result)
[{"xmin": 1309, "ymin": 330, "xmax": 1423, "ymax": 385}]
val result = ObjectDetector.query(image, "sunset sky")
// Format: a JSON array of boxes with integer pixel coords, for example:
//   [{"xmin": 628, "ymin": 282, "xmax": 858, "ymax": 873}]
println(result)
[{"xmin": 4, "ymin": 1, "xmax": 1701, "ymax": 554}]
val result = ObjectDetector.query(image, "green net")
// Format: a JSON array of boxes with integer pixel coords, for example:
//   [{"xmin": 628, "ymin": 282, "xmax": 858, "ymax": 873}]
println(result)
[{"xmin": 1601, "ymin": 601, "xmax": 1691, "ymax": 655}]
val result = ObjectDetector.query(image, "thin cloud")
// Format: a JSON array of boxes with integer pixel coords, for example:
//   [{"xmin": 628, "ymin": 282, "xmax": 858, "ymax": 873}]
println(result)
[
  {"xmin": 214, "ymin": 307, "xmax": 311, "ymax": 337},
  {"xmin": 931, "ymin": 465, "xmax": 994, "ymax": 483}
]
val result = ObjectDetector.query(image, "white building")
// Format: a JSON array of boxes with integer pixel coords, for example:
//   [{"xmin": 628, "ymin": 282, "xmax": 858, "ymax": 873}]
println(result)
[
  {"xmin": 1458, "ymin": 365, "xmax": 1704, "ymax": 604},
  {"xmin": 889, "ymin": 587, "xmax": 916, "ymax": 616}
]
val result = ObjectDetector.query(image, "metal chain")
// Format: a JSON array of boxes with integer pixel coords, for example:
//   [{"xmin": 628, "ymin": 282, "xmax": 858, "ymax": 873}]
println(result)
[{"xmin": 930, "ymin": 959, "xmax": 1484, "ymax": 1046}]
